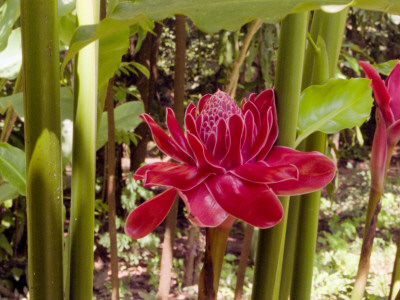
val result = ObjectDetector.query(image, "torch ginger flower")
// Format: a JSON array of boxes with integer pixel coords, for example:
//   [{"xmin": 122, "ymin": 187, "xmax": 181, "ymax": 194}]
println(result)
[
  {"xmin": 125, "ymin": 90, "xmax": 336, "ymax": 239},
  {"xmin": 359, "ymin": 61, "xmax": 400, "ymax": 190}
]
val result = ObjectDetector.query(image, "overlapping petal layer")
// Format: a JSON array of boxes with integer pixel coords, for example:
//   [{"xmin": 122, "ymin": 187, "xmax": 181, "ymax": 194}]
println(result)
[{"xmin": 265, "ymin": 147, "xmax": 336, "ymax": 196}]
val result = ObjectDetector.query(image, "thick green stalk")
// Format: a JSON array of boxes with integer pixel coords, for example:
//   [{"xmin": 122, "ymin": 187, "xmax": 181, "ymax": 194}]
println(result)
[
  {"xmin": 20, "ymin": 1, "xmax": 64, "ymax": 298},
  {"xmin": 198, "ymin": 226, "xmax": 230, "ymax": 299},
  {"xmin": 291, "ymin": 10, "xmax": 348, "ymax": 299},
  {"xmin": 251, "ymin": 13, "xmax": 308, "ymax": 300},
  {"xmin": 69, "ymin": 1, "xmax": 99, "ymax": 299}
]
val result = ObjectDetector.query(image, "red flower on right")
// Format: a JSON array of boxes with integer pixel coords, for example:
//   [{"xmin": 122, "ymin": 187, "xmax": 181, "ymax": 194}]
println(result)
[{"xmin": 360, "ymin": 61, "xmax": 400, "ymax": 189}]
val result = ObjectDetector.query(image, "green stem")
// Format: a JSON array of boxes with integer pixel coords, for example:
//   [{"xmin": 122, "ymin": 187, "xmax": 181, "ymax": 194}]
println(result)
[
  {"xmin": 198, "ymin": 226, "xmax": 230, "ymax": 300},
  {"xmin": 69, "ymin": 1, "xmax": 99, "ymax": 299},
  {"xmin": 20, "ymin": 0, "xmax": 64, "ymax": 298},
  {"xmin": 291, "ymin": 9, "xmax": 348, "ymax": 299},
  {"xmin": 353, "ymin": 144, "xmax": 395, "ymax": 300},
  {"xmin": 251, "ymin": 12, "xmax": 308, "ymax": 300}
]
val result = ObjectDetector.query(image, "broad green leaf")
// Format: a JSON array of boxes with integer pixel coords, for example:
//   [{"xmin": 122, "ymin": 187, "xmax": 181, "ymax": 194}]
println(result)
[
  {"xmin": 296, "ymin": 78, "xmax": 373, "ymax": 148},
  {"xmin": 0, "ymin": 183, "xmax": 19, "ymax": 203},
  {"xmin": 0, "ymin": 28, "xmax": 21, "ymax": 79},
  {"xmin": 97, "ymin": 101, "xmax": 144, "ymax": 150},
  {"xmin": 0, "ymin": 143, "xmax": 26, "ymax": 195},
  {"xmin": 372, "ymin": 60, "xmax": 400, "ymax": 76},
  {"xmin": 0, "ymin": 0, "xmax": 20, "ymax": 52},
  {"xmin": 62, "ymin": 0, "xmax": 352, "ymax": 72}
]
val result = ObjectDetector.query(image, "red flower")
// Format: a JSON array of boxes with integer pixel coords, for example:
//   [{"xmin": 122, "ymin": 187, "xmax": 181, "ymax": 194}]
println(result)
[
  {"xmin": 125, "ymin": 90, "xmax": 336, "ymax": 239},
  {"xmin": 360, "ymin": 61, "xmax": 400, "ymax": 148}
]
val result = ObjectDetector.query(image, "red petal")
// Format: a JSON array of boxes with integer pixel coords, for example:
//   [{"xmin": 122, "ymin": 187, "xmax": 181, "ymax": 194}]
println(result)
[
  {"xmin": 242, "ymin": 100, "xmax": 261, "ymax": 128},
  {"xmin": 230, "ymin": 161, "xmax": 298, "ymax": 184},
  {"xmin": 178, "ymin": 183, "xmax": 228, "ymax": 227},
  {"xmin": 241, "ymin": 111, "xmax": 255, "ymax": 162},
  {"xmin": 141, "ymin": 114, "xmax": 194, "ymax": 164},
  {"xmin": 166, "ymin": 108, "xmax": 192, "ymax": 156},
  {"xmin": 371, "ymin": 109, "xmax": 387, "ymax": 191},
  {"xmin": 253, "ymin": 89, "xmax": 275, "ymax": 117},
  {"xmin": 125, "ymin": 188, "xmax": 177, "ymax": 239},
  {"xmin": 386, "ymin": 63, "xmax": 400, "ymax": 120},
  {"xmin": 220, "ymin": 115, "xmax": 244, "ymax": 169},
  {"xmin": 388, "ymin": 119, "xmax": 400, "ymax": 148},
  {"xmin": 145, "ymin": 164, "xmax": 212, "ymax": 191},
  {"xmin": 185, "ymin": 113, "xmax": 199, "ymax": 138},
  {"xmin": 265, "ymin": 146, "xmax": 336, "ymax": 195},
  {"xmin": 187, "ymin": 132, "xmax": 225, "ymax": 174},
  {"xmin": 213, "ymin": 119, "xmax": 228, "ymax": 161},
  {"xmin": 248, "ymin": 107, "xmax": 274, "ymax": 160},
  {"xmin": 186, "ymin": 102, "xmax": 197, "ymax": 118},
  {"xmin": 360, "ymin": 61, "xmax": 394, "ymax": 124},
  {"xmin": 134, "ymin": 162, "xmax": 179, "ymax": 181},
  {"xmin": 198, "ymin": 94, "xmax": 211, "ymax": 113},
  {"xmin": 205, "ymin": 174, "xmax": 283, "ymax": 228}
]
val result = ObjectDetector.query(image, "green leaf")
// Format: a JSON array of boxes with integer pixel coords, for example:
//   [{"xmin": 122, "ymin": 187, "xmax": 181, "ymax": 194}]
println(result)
[
  {"xmin": 372, "ymin": 60, "xmax": 400, "ymax": 76},
  {"xmin": 98, "ymin": 27, "xmax": 130, "ymax": 90},
  {"xmin": 0, "ymin": 143, "xmax": 26, "ymax": 195},
  {"xmin": 0, "ymin": 28, "xmax": 22, "ymax": 80},
  {"xmin": 296, "ymin": 78, "xmax": 374, "ymax": 148},
  {"xmin": 58, "ymin": 0, "xmax": 75, "ymax": 17},
  {"xmin": 0, "ymin": 234, "xmax": 12, "ymax": 256},
  {"xmin": 131, "ymin": 62, "xmax": 150, "ymax": 79},
  {"xmin": 0, "ymin": 183, "xmax": 20, "ymax": 203},
  {"xmin": 0, "ymin": 87, "xmax": 73, "ymax": 120},
  {"xmin": 0, "ymin": 0, "xmax": 20, "ymax": 52},
  {"xmin": 96, "ymin": 101, "xmax": 145, "ymax": 150}
]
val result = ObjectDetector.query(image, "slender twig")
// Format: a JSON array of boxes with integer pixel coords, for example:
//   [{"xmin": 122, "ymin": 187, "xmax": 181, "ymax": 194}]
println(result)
[
  {"xmin": 234, "ymin": 224, "xmax": 254, "ymax": 300},
  {"xmin": 157, "ymin": 14, "xmax": 187, "ymax": 300},
  {"xmin": 106, "ymin": 77, "xmax": 119, "ymax": 300},
  {"xmin": 226, "ymin": 19, "xmax": 262, "ymax": 98}
]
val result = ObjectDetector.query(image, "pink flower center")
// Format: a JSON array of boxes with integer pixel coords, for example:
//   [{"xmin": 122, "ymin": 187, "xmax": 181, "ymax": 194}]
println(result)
[{"xmin": 199, "ymin": 91, "xmax": 242, "ymax": 142}]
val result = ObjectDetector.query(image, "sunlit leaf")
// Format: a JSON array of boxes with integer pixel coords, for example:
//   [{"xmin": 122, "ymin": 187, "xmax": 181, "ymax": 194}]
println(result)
[
  {"xmin": 97, "ymin": 101, "xmax": 145, "ymax": 149},
  {"xmin": 372, "ymin": 60, "xmax": 400, "ymax": 76},
  {"xmin": 0, "ymin": 143, "xmax": 26, "ymax": 195},
  {"xmin": 296, "ymin": 78, "xmax": 374, "ymax": 148},
  {"xmin": 0, "ymin": 183, "xmax": 19, "ymax": 203},
  {"xmin": 0, "ymin": 0, "xmax": 20, "ymax": 52},
  {"xmin": 0, "ymin": 28, "xmax": 21, "ymax": 79}
]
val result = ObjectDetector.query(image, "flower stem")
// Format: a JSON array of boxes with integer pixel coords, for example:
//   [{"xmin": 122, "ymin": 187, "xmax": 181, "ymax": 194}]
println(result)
[
  {"xmin": 353, "ymin": 144, "xmax": 395, "ymax": 300},
  {"xmin": 20, "ymin": 0, "xmax": 64, "ymax": 297},
  {"xmin": 68, "ymin": 0, "xmax": 99, "ymax": 299},
  {"xmin": 198, "ymin": 226, "xmax": 230, "ymax": 300},
  {"xmin": 251, "ymin": 12, "xmax": 308, "ymax": 300}
]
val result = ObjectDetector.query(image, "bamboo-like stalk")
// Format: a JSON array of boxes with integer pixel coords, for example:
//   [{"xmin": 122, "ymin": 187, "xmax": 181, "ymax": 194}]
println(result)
[
  {"xmin": 291, "ymin": 10, "xmax": 348, "ymax": 299},
  {"xmin": 225, "ymin": 19, "xmax": 262, "ymax": 98},
  {"xmin": 251, "ymin": 12, "xmax": 308, "ymax": 300},
  {"xmin": 68, "ymin": 0, "xmax": 99, "ymax": 299},
  {"xmin": 157, "ymin": 14, "xmax": 187, "ymax": 300},
  {"xmin": 20, "ymin": 0, "xmax": 64, "ymax": 298}
]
